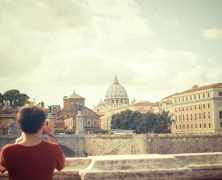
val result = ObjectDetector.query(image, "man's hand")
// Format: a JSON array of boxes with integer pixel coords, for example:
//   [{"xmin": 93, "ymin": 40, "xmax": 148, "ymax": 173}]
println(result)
[
  {"xmin": 43, "ymin": 120, "xmax": 57, "ymax": 143},
  {"xmin": 43, "ymin": 120, "xmax": 53, "ymax": 135}
]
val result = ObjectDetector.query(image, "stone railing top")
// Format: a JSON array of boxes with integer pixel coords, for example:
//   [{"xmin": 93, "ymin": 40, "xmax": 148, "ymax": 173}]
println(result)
[{"xmin": 1, "ymin": 152, "xmax": 222, "ymax": 179}]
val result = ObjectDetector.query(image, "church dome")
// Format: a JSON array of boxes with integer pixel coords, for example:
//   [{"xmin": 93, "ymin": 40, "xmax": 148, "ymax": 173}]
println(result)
[{"xmin": 105, "ymin": 76, "xmax": 128, "ymax": 98}]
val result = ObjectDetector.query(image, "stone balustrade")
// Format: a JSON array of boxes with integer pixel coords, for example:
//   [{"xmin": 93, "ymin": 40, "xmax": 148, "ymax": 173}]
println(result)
[{"xmin": 1, "ymin": 152, "xmax": 222, "ymax": 179}]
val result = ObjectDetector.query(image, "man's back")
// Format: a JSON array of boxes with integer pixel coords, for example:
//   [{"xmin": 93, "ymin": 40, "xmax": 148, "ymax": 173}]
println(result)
[{"xmin": 0, "ymin": 141, "xmax": 64, "ymax": 180}]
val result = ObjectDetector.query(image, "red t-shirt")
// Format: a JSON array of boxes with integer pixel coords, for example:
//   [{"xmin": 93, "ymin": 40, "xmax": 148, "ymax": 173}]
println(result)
[{"xmin": 0, "ymin": 141, "xmax": 65, "ymax": 180}]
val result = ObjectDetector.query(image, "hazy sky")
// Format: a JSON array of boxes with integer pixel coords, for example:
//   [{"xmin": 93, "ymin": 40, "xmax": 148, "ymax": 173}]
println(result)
[{"xmin": 0, "ymin": 0, "xmax": 222, "ymax": 108}]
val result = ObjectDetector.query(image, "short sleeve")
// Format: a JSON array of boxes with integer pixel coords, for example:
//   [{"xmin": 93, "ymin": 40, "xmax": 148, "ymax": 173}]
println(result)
[
  {"xmin": 0, "ymin": 148, "xmax": 7, "ymax": 173},
  {"xmin": 54, "ymin": 144, "xmax": 65, "ymax": 171}
]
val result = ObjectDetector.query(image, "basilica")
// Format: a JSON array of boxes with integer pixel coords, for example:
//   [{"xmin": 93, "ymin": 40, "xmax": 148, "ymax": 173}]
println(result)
[{"xmin": 94, "ymin": 76, "xmax": 157, "ymax": 131}]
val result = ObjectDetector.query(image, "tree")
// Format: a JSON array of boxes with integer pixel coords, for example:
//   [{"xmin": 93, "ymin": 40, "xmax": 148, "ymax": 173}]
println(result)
[
  {"xmin": 3, "ymin": 89, "xmax": 20, "ymax": 107},
  {"xmin": 111, "ymin": 110, "xmax": 142, "ymax": 130},
  {"xmin": 16, "ymin": 93, "xmax": 30, "ymax": 106},
  {"xmin": 3, "ymin": 89, "xmax": 29, "ymax": 107},
  {"xmin": 155, "ymin": 111, "xmax": 172, "ymax": 133},
  {"xmin": 0, "ymin": 93, "xmax": 3, "ymax": 105},
  {"xmin": 111, "ymin": 110, "xmax": 172, "ymax": 134}
]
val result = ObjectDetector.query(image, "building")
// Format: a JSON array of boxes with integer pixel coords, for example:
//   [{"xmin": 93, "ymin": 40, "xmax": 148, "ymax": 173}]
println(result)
[
  {"xmin": 63, "ymin": 91, "xmax": 100, "ymax": 133},
  {"xmin": 47, "ymin": 105, "xmax": 65, "ymax": 133},
  {"xmin": 94, "ymin": 76, "xmax": 157, "ymax": 131},
  {"xmin": 157, "ymin": 83, "xmax": 222, "ymax": 133},
  {"xmin": 0, "ymin": 107, "xmax": 18, "ymax": 135}
]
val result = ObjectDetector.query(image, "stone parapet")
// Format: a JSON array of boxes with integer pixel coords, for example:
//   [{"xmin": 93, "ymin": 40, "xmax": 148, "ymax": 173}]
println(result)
[{"xmin": 1, "ymin": 152, "xmax": 222, "ymax": 179}]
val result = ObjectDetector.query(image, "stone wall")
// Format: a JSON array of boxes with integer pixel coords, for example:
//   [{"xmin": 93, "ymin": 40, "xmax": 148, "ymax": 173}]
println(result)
[
  {"xmin": 85, "ymin": 134, "xmax": 147, "ymax": 155},
  {"xmin": 146, "ymin": 133, "xmax": 222, "ymax": 154},
  {"xmin": 84, "ymin": 133, "xmax": 222, "ymax": 156}
]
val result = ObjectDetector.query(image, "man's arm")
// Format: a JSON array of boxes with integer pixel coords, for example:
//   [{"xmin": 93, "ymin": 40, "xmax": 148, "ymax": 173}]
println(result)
[
  {"xmin": 44, "ymin": 119, "xmax": 65, "ymax": 170},
  {"xmin": 0, "ymin": 148, "xmax": 6, "ymax": 173},
  {"xmin": 54, "ymin": 145, "xmax": 65, "ymax": 170}
]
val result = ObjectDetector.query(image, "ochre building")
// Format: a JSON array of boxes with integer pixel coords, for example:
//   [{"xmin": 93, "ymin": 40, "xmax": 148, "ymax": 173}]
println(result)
[{"xmin": 156, "ymin": 83, "xmax": 222, "ymax": 133}]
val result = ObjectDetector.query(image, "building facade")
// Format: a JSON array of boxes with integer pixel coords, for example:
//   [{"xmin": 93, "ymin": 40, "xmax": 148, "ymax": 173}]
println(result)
[
  {"xmin": 63, "ymin": 91, "xmax": 100, "ymax": 133},
  {"xmin": 157, "ymin": 83, "xmax": 222, "ymax": 133}
]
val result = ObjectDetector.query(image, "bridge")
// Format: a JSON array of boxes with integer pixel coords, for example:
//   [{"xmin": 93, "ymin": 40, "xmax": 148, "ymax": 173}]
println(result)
[
  {"xmin": 0, "ymin": 134, "xmax": 85, "ymax": 157},
  {"xmin": 2, "ymin": 133, "xmax": 222, "ymax": 157}
]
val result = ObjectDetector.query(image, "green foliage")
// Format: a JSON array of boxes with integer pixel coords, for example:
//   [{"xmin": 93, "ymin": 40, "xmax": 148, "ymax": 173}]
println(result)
[
  {"xmin": 111, "ymin": 110, "xmax": 172, "ymax": 134},
  {"xmin": 54, "ymin": 128, "xmax": 65, "ymax": 134},
  {"xmin": 2, "ymin": 89, "xmax": 30, "ymax": 107},
  {"xmin": 0, "ymin": 93, "xmax": 3, "ymax": 105}
]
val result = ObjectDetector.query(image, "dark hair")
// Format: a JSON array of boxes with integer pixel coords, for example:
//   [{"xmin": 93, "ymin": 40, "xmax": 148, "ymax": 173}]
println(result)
[{"xmin": 17, "ymin": 105, "xmax": 46, "ymax": 134}]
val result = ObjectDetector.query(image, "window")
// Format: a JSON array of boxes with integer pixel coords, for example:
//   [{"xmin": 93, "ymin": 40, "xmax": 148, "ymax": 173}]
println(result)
[
  {"xmin": 190, "ymin": 106, "xmax": 192, "ymax": 110},
  {"xmin": 183, "ymin": 125, "xmax": 185, "ymax": 129},
  {"xmin": 219, "ymin": 111, "xmax": 222, "ymax": 119},
  {"xmin": 182, "ymin": 115, "xmax": 184, "ymax": 120},
  {"xmin": 208, "ymin": 112, "xmax": 210, "ymax": 118},
  {"xmin": 204, "ymin": 123, "xmax": 206, "ymax": 128},
  {"xmin": 208, "ymin": 93, "xmax": 210, "ymax": 97},
  {"xmin": 203, "ymin": 104, "xmax": 205, "ymax": 109},
  {"xmin": 94, "ymin": 121, "xmax": 96, "ymax": 125},
  {"xmin": 191, "ymin": 124, "xmax": 193, "ymax": 128},
  {"xmin": 208, "ymin": 103, "xmax": 210, "ymax": 108},
  {"xmin": 191, "ymin": 114, "xmax": 193, "ymax": 120},
  {"xmin": 179, "ymin": 125, "xmax": 181, "ymax": 129},
  {"xmin": 187, "ymin": 124, "xmax": 189, "ymax": 129},
  {"xmin": 199, "ymin": 94, "xmax": 201, "ymax": 99},
  {"xmin": 209, "ymin": 123, "xmax": 211, "ymax": 128},
  {"xmin": 203, "ymin": 112, "xmax": 205, "ymax": 119},
  {"xmin": 199, "ymin": 113, "xmax": 201, "ymax": 119},
  {"xmin": 194, "ymin": 95, "xmax": 196, "ymax": 99},
  {"xmin": 195, "ymin": 124, "xmax": 197, "ymax": 128},
  {"xmin": 195, "ymin": 105, "xmax": 196, "ymax": 110},
  {"xmin": 200, "ymin": 124, "xmax": 202, "ymax": 128},
  {"xmin": 220, "ymin": 122, "xmax": 222, "ymax": 127},
  {"xmin": 190, "ymin": 96, "xmax": 192, "ymax": 100},
  {"xmin": 219, "ymin": 92, "xmax": 222, "ymax": 96},
  {"xmin": 88, "ymin": 121, "xmax": 90, "ymax": 126},
  {"xmin": 186, "ymin": 114, "xmax": 188, "ymax": 120},
  {"xmin": 195, "ymin": 113, "xmax": 197, "ymax": 120},
  {"xmin": 199, "ymin": 105, "xmax": 201, "ymax": 109},
  {"xmin": 203, "ymin": 94, "xmax": 205, "ymax": 98},
  {"xmin": 175, "ymin": 108, "xmax": 177, "ymax": 112},
  {"xmin": 186, "ymin": 97, "xmax": 188, "ymax": 101}
]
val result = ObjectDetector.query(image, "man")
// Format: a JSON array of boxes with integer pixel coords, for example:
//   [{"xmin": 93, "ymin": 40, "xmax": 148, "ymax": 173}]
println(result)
[{"xmin": 0, "ymin": 104, "xmax": 65, "ymax": 180}]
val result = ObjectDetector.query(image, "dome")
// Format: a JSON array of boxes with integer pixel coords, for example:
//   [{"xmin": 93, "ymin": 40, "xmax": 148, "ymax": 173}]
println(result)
[{"xmin": 105, "ymin": 76, "xmax": 128, "ymax": 98}]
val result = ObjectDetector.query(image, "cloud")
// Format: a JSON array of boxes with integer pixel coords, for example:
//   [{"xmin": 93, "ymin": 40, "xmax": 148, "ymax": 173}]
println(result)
[
  {"xmin": 0, "ymin": 0, "xmax": 153, "ymax": 77},
  {"xmin": 202, "ymin": 28, "xmax": 222, "ymax": 40}
]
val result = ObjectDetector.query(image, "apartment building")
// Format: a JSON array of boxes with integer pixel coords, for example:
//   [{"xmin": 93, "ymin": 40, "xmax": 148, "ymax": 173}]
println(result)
[{"xmin": 158, "ymin": 83, "xmax": 222, "ymax": 133}]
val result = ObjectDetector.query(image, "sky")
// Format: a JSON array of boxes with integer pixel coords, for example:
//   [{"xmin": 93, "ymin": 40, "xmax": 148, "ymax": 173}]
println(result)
[{"xmin": 0, "ymin": 0, "xmax": 222, "ymax": 108}]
